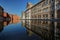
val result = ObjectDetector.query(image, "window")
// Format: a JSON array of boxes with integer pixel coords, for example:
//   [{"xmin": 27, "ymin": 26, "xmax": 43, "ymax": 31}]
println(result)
[
  {"xmin": 52, "ymin": 0, "xmax": 53, "ymax": 1},
  {"xmin": 43, "ymin": 8, "xmax": 48, "ymax": 12},
  {"xmin": 39, "ymin": 5, "xmax": 42, "ymax": 8},
  {"xmin": 51, "ymin": 5, "xmax": 54, "ymax": 11},
  {"xmin": 50, "ymin": 0, "xmax": 54, "ymax": 4},
  {"xmin": 42, "ymin": 0, "xmax": 48, "ymax": 7},
  {"xmin": 56, "ymin": 0, "xmax": 60, "ymax": 2},
  {"xmin": 43, "ymin": 15, "xmax": 45, "ymax": 17},
  {"xmin": 51, "ymin": 14, "xmax": 54, "ymax": 17},
  {"xmin": 56, "ymin": 3, "xmax": 60, "ymax": 10},
  {"xmin": 43, "ymin": 14, "xmax": 48, "ymax": 18},
  {"xmin": 45, "ymin": 14, "xmax": 48, "ymax": 17},
  {"xmin": 45, "ymin": 0, "xmax": 48, "ymax": 5},
  {"xmin": 38, "ymin": 9, "xmax": 41, "ymax": 12},
  {"xmin": 38, "ymin": 15, "xmax": 41, "ymax": 18}
]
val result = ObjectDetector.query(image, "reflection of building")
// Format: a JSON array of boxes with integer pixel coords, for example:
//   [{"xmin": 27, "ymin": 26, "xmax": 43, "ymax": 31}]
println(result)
[
  {"xmin": 3, "ymin": 22, "xmax": 8, "ymax": 26},
  {"xmin": 24, "ymin": 20, "xmax": 55, "ymax": 40},
  {"xmin": 0, "ymin": 22, "xmax": 3, "ymax": 32},
  {"xmin": 22, "ymin": 20, "xmax": 25, "ymax": 26},
  {"xmin": 30, "ymin": 20, "xmax": 53, "ymax": 39},
  {"xmin": 26, "ymin": 29, "xmax": 33, "ymax": 37},
  {"xmin": 54, "ymin": 22, "xmax": 60, "ymax": 40}
]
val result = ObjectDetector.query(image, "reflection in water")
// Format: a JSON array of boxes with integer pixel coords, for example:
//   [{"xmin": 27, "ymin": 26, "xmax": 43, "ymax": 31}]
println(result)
[
  {"xmin": 0, "ymin": 17, "xmax": 20, "ymax": 32},
  {"xmin": 0, "ymin": 21, "xmax": 41, "ymax": 40},
  {"xmin": 26, "ymin": 29, "xmax": 33, "ymax": 37},
  {"xmin": 22, "ymin": 20, "xmax": 60, "ymax": 40},
  {"xmin": 0, "ymin": 22, "xmax": 3, "ymax": 32},
  {"xmin": 0, "ymin": 20, "xmax": 11, "ymax": 32},
  {"xmin": 21, "ymin": 20, "xmax": 25, "ymax": 27},
  {"xmin": 0, "ymin": 18, "xmax": 60, "ymax": 40}
]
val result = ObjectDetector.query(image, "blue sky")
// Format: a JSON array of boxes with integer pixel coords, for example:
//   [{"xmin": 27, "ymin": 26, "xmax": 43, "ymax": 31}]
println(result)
[{"xmin": 0, "ymin": 0, "xmax": 40, "ymax": 16}]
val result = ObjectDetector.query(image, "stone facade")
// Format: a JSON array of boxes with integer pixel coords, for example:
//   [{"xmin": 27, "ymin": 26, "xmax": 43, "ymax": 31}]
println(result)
[
  {"xmin": 24, "ymin": 0, "xmax": 60, "ymax": 19},
  {"xmin": 55, "ymin": 0, "xmax": 60, "ymax": 19},
  {"xmin": 22, "ymin": 12, "xmax": 25, "ymax": 19},
  {"xmin": 31, "ymin": 0, "xmax": 55, "ymax": 19}
]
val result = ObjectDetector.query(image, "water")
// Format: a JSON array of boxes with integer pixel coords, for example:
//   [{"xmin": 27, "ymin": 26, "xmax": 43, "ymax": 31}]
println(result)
[
  {"xmin": 0, "ymin": 20, "xmax": 60, "ymax": 40},
  {"xmin": 0, "ymin": 22, "xmax": 41, "ymax": 40},
  {"xmin": 22, "ymin": 20, "xmax": 60, "ymax": 40}
]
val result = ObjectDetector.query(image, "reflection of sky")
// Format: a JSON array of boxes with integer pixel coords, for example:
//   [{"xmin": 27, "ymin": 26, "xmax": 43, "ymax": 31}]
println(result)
[
  {"xmin": 0, "ymin": 0, "xmax": 40, "ymax": 16},
  {"xmin": 0, "ymin": 22, "xmax": 41, "ymax": 40}
]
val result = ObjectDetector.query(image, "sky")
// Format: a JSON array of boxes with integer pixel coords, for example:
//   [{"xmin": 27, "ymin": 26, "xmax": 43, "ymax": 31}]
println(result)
[{"xmin": 0, "ymin": 0, "xmax": 40, "ymax": 16}]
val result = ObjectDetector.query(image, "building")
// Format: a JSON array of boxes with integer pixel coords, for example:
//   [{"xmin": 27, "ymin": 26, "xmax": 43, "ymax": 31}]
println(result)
[
  {"xmin": 0, "ymin": 6, "xmax": 4, "ymax": 16},
  {"xmin": 31, "ymin": 0, "xmax": 55, "ymax": 19},
  {"xmin": 3, "ymin": 12, "xmax": 7, "ymax": 17},
  {"xmin": 9, "ymin": 14, "xmax": 20, "ymax": 24},
  {"xmin": 25, "ymin": 2, "xmax": 33, "ymax": 19},
  {"xmin": 24, "ymin": 0, "xmax": 60, "ymax": 19},
  {"xmin": 22, "ymin": 11, "xmax": 25, "ymax": 19},
  {"xmin": 25, "ymin": 2, "xmax": 33, "ymax": 29},
  {"xmin": 55, "ymin": 0, "xmax": 60, "ymax": 19},
  {"xmin": 0, "ymin": 6, "xmax": 4, "ymax": 21},
  {"xmin": 3, "ymin": 12, "xmax": 10, "ymax": 22},
  {"xmin": 3, "ymin": 12, "xmax": 8, "ymax": 21},
  {"xmin": 12, "ymin": 14, "xmax": 20, "ymax": 24},
  {"xmin": 24, "ymin": 0, "xmax": 60, "ymax": 40},
  {"xmin": 9, "ymin": 14, "xmax": 13, "ymax": 24}
]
